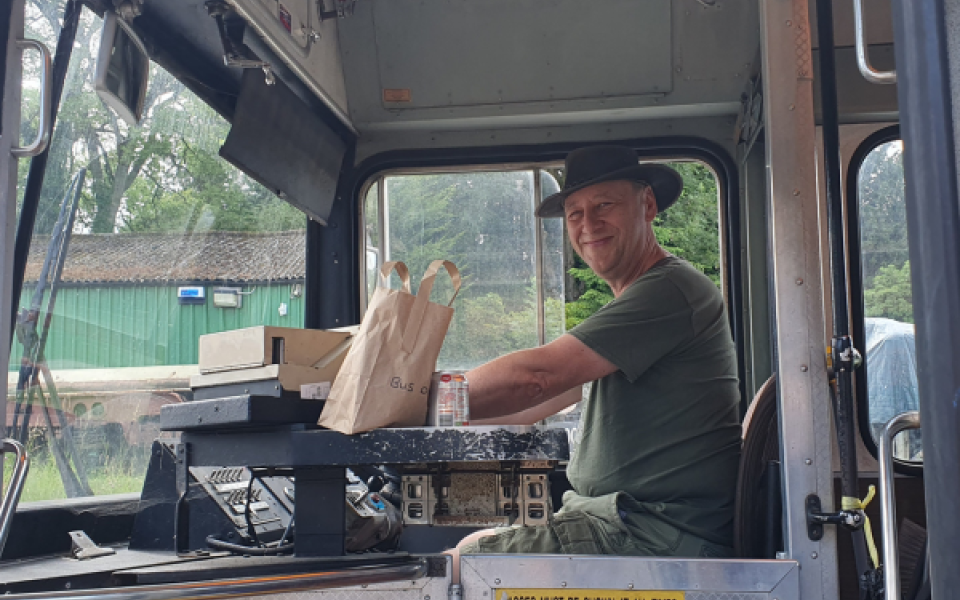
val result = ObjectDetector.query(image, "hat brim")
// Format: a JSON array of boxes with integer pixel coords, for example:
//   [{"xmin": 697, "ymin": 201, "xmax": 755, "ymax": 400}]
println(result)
[{"xmin": 535, "ymin": 164, "xmax": 684, "ymax": 218}]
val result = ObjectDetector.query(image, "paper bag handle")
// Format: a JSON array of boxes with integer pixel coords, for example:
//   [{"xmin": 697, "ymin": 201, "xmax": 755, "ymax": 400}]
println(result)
[
  {"xmin": 401, "ymin": 260, "xmax": 461, "ymax": 353},
  {"xmin": 379, "ymin": 261, "xmax": 412, "ymax": 293}
]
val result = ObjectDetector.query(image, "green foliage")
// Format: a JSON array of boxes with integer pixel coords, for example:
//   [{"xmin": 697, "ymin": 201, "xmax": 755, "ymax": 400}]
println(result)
[
  {"xmin": 565, "ymin": 162, "xmax": 721, "ymax": 328},
  {"xmin": 864, "ymin": 261, "xmax": 913, "ymax": 323},
  {"xmin": 21, "ymin": 4, "xmax": 304, "ymax": 237},
  {"xmin": 654, "ymin": 163, "xmax": 722, "ymax": 285},
  {"xmin": 857, "ymin": 142, "xmax": 915, "ymax": 324},
  {"xmin": 380, "ymin": 171, "xmax": 560, "ymax": 369},
  {"xmin": 858, "ymin": 142, "xmax": 908, "ymax": 287},
  {"xmin": 564, "ymin": 267, "xmax": 613, "ymax": 329}
]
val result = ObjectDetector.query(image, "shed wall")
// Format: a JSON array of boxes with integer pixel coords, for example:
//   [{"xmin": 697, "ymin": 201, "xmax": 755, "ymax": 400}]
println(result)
[{"xmin": 9, "ymin": 283, "xmax": 305, "ymax": 370}]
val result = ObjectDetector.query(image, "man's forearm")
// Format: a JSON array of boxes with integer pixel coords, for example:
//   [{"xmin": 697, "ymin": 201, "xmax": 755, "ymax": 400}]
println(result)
[
  {"xmin": 466, "ymin": 348, "xmax": 553, "ymax": 419},
  {"xmin": 464, "ymin": 333, "xmax": 617, "ymax": 420},
  {"xmin": 472, "ymin": 386, "xmax": 584, "ymax": 425}
]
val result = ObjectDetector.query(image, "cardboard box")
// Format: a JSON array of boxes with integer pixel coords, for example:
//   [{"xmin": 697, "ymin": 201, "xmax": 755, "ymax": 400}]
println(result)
[{"xmin": 193, "ymin": 326, "xmax": 356, "ymax": 392}]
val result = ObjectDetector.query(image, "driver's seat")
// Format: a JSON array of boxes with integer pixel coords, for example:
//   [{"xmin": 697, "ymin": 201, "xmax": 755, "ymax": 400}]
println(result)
[{"xmin": 733, "ymin": 374, "xmax": 782, "ymax": 558}]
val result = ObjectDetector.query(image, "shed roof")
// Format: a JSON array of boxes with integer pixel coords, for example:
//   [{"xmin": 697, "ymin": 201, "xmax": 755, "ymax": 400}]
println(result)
[{"xmin": 24, "ymin": 231, "xmax": 306, "ymax": 284}]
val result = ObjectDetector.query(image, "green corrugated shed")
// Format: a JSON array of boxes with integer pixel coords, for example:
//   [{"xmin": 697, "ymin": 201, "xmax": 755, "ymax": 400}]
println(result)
[{"xmin": 9, "ymin": 283, "xmax": 305, "ymax": 370}]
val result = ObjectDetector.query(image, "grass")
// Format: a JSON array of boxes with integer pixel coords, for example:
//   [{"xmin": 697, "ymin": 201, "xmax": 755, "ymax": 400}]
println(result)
[{"xmin": 3, "ymin": 447, "xmax": 147, "ymax": 503}]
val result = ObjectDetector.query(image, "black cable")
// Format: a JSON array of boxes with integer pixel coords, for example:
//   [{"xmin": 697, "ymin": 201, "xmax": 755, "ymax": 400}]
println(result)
[
  {"xmin": 244, "ymin": 471, "xmax": 262, "ymax": 547},
  {"xmin": 278, "ymin": 515, "xmax": 295, "ymax": 548},
  {"xmin": 205, "ymin": 535, "xmax": 293, "ymax": 556}
]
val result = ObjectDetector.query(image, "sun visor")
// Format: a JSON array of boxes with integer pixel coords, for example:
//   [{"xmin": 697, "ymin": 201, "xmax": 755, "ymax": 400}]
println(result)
[{"xmin": 220, "ymin": 70, "xmax": 346, "ymax": 225}]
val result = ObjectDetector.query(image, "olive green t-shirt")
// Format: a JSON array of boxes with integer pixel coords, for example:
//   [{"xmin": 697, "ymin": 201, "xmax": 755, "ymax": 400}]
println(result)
[{"xmin": 567, "ymin": 256, "xmax": 741, "ymax": 547}]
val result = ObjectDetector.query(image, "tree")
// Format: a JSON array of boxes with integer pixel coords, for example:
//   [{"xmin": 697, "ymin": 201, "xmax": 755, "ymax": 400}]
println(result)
[
  {"xmin": 21, "ymin": 1, "xmax": 304, "ymax": 238},
  {"xmin": 857, "ymin": 141, "xmax": 908, "ymax": 286},
  {"xmin": 864, "ymin": 261, "xmax": 913, "ymax": 323}
]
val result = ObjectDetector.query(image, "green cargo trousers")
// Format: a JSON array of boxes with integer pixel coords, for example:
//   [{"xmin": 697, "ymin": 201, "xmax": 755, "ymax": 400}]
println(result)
[{"xmin": 460, "ymin": 491, "xmax": 733, "ymax": 558}]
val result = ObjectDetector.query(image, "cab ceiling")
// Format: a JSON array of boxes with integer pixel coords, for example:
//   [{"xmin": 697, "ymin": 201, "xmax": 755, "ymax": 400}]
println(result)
[
  {"xmin": 337, "ymin": 0, "xmax": 760, "ymax": 133},
  {"xmin": 132, "ymin": 0, "xmax": 760, "ymax": 152}
]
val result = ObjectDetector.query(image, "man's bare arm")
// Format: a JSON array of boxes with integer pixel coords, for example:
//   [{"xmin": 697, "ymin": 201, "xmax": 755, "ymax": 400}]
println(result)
[
  {"xmin": 465, "ymin": 334, "xmax": 617, "ymax": 420},
  {"xmin": 472, "ymin": 386, "xmax": 583, "ymax": 426}
]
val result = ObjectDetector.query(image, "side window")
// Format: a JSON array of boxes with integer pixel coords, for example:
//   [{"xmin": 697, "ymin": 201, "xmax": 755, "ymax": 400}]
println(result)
[
  {"xmin": 8, "ymin": 2, "xmax": 306, "ymax": 502},
  {"xmin": 854, "ymin": 137, "xmax": 921, "ymax": 461}
]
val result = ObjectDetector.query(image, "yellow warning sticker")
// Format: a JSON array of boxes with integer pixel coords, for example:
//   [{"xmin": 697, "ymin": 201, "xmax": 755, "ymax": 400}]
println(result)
[{"xmin": 495, "ymin": 590, "xmax": 684, "ymax": 600}]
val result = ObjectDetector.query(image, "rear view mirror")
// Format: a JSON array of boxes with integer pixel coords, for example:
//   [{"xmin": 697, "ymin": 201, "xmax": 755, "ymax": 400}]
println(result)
[{"xmin": 95, "ymin": 12, "xmax": 149, "ymax": 126}]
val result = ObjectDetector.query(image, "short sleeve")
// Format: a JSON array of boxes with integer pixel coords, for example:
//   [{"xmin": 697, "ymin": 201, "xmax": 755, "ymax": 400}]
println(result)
[{"xmin": 569, "ymin": 274, "xmax": 694, "ymax": 382}]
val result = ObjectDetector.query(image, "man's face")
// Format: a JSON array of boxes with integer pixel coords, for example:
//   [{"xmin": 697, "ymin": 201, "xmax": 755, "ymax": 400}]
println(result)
[{"xmin": 564, "ymin": 180, "xmax": 658, "ymax": 283}]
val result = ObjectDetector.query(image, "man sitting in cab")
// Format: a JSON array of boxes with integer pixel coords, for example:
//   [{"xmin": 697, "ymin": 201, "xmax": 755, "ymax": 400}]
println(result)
[{"xmin": 451, "ymin": 145, "xmax": 742, "ymax": 561}]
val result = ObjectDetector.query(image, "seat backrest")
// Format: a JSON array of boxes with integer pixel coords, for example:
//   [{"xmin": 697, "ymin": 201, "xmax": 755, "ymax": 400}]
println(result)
[{"xmin": 733, "ymin": 374, "xmax": 781, "ymax": 558}]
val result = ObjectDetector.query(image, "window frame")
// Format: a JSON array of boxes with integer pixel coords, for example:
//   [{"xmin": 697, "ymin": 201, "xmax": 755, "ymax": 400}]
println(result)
[
  {"xmin": 846, "ymin": 124, "xmax": 923, "ymax": 475},
  {"xmin": 348, "ymin": 139, "xmax": 744, "ymax": 403}
]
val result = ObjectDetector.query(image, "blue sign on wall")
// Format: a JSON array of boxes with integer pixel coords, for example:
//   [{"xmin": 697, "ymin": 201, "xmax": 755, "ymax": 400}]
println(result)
[{"xmin": 177, "ymin": 286, "xmax": 206, "ymax": 305}]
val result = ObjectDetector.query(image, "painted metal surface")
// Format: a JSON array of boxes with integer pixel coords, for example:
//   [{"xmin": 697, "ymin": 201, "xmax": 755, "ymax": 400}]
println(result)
[
  {"xmin": 181, "ymin": 425, "xmax": 570, "ymax": 467},
  {"xmin": 268, "ymin": 555, "xmax": 451, "ymax": 600},
  {"xmin": 758, "ymin": 0, "xmax": 838, "ymax": 598},
  {"xmin": 1, "ymin": 0, "xmax": 25, "ymax": 424},
  {"xmin": 371, "ymin": 0, "xmax": 672, "ymax": 109},
  {"xmin": 339, "ymin": 0, "xmax": 758, "ymax": 134},
  {"xmin": 227, "ymin": 0, "xmax": 353, "ymax": 133},
  {"xmin": 0, "ymin": 560, "xmax": 428, "ymax": 600},
  {"xmin": 892, "ymin": 0, "xmax": 960, "ymax": 597},
  {"xmin": 460, "ymin": 555, "xmax": 799, "ymax": 600},
  {"xmin": 8, "ymin": 284, "xmax": 304, "ymax": 371}
]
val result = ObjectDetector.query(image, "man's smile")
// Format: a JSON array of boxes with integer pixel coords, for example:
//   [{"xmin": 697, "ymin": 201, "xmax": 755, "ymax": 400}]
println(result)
[{"xmin": 580, "ymin": 236, "xmax": 614, "ymax": 249}]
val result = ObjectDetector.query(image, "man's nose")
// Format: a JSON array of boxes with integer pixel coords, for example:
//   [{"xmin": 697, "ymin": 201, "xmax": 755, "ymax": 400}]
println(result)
[{"xmin": 582, "ymin": 210, "xmax": 603, "ymax": 232}]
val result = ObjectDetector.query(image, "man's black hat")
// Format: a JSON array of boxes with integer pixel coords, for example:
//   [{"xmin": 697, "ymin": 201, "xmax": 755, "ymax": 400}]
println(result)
[{"xmin": 536, "ymin": 145, "xmax": 684, "ymax": 218}]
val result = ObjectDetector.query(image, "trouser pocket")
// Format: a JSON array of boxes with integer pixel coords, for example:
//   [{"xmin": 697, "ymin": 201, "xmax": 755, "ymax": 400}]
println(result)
[{"xmin": 550, "ymin": 511, "xmax": 604, "ymax": 554}]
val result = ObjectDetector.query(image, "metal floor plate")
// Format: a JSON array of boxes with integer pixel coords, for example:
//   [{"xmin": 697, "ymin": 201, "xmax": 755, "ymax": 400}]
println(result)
[{"xmin": 461, "ymin": 555, "xmax": 800, "ymax": 600}]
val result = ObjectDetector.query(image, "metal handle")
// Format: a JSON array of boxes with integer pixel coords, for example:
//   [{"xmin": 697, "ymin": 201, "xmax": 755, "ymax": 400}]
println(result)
[
  {"xmin": 878, "ymin": 411, "xmax": 921, "ymax": 600},
  {"xmin": 853, "ymin": 0, "xmax": 896, "ymax": 84},
  {"xmin": 12, "ymin": 39, "xmax": 54, "ymax": 158},
  {"xmin": 0, "ymin": 439, "xmax": 30, "ymax": 557}
]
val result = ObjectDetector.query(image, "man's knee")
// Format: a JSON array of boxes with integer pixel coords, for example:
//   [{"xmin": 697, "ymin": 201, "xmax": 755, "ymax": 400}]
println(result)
[{"xmin": 456, "ymin": 528, "xmax": 498, "ymax": 551}]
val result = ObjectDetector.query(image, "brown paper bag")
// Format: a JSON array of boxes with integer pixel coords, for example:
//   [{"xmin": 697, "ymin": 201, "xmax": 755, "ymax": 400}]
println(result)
[{"xmin": 318, "ymin": 260, "xmax": 461, "ymax": 434}]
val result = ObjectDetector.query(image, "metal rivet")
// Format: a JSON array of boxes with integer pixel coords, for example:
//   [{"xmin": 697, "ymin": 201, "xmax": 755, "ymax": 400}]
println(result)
[
  {"xmin": 789, "ymin": 104, "xmax": 795, "ymax": 111},
  {"xmin": 629, "ymin": 584, "xmax": 635, "ymax": 589},
  {"xmin": 796, "ymin": 278, "xmax": 804, "ymax": 285},
  {"xmin": 65, "ymin": 583, "xmax": 71, "ymax": 589},
  {"xmin": 811, "ymin": 552, "xmax": 818, "ymax": 559},
  {"xmin": 793, "ymin": 189, "xmax": 800, "ymax": 196},
  {"xmin": 805, "ymin": 458, "xmax": 812, "ymax": 465},
  {"xmin": 786, "ymin": 20, "xmax": 792, "ymax": 26},
  {"xmin": 801, "ymin": 365, "xmax": 809, "ymax": 372},
  {"xmin": 561, "ymin": 582, "xmax": 567, "ymax": 588},
  {"xmin": 495, "ymin": 579, "xmax": 501, "ymax": 585}
]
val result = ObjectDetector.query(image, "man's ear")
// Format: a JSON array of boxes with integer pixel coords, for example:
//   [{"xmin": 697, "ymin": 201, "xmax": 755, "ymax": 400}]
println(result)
[{"xmin": 643, "ymin": 187, "xmax": 659, "ymax": 222}]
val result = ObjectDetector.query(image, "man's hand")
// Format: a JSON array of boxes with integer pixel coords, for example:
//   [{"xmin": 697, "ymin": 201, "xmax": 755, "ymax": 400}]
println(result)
[{"xmin": 465, "ymin": 334, "xmax": 617, "ymax": 420}]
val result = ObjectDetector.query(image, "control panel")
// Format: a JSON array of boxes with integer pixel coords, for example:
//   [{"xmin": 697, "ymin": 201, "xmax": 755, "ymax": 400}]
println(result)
[
  {"xmin": 400, "ymin": 461, "xmax": 555, "ymax": 528},
  {"xmin": 189, "ymin": 466, "xmax": 294, "ymax": 546}
]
